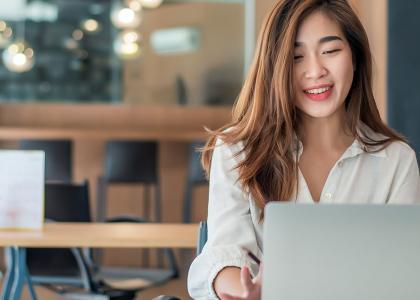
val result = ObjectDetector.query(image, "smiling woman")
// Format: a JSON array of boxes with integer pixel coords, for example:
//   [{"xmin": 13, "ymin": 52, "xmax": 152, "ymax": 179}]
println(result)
[
  {"xmin": 188, "ymin": 1, "xmax": 420, "ymax": 299},
  {"xmin": 293, "ymin": 11, "xmax": 355, "ymax": 119}
]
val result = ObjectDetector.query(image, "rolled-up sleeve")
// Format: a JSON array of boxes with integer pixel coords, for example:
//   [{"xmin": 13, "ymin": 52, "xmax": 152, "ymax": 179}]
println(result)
[{"xmin": 188, "ymin": 138, "xmax": 261, "ymax": 299}]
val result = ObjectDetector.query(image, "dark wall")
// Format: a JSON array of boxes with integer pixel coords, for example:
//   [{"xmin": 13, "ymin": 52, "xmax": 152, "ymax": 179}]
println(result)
[{"xmin": 388, "ymin": 0, "xmax": 420, "ymax": 154}]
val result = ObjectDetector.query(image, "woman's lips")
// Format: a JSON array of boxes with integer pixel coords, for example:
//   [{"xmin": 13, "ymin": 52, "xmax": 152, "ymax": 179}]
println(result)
[{"xmin": 304, "ymin": 85, "xmax": 333, "ymax": 102}]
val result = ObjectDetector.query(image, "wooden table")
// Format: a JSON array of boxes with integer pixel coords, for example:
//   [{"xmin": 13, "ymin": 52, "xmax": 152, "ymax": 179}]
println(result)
[
  {"xmin": 0, "ymin": 127, "xmax": 207, "ymax": 141},
  {"xmin": 0, "ymin": 223, "xmax": 199, "ymax": 300}
]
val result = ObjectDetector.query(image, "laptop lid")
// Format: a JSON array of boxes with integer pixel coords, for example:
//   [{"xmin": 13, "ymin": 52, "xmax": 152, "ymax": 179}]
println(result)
[{"xmin": 262, "ymin": 203, "xmax": 420, "ymax": 300}]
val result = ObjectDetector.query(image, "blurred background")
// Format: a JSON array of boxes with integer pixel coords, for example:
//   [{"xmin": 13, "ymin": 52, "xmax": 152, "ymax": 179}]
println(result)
[{"xmin": 0, "ymin": 0, "xmax": 418, "ymax": 299}]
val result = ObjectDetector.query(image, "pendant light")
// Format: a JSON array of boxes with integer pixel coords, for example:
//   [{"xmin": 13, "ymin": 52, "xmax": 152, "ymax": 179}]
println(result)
[
  {"xmin": 0, "ymin": 21, "xmax": 13, "ymax": 48},
  {"xmin": 139, "ymin": 0, "xmax": 163, "ymax": 9},
  {"xmin": 2, "ymin": 13, "xmax": 35, "ymax": 73},
  {"xmin": 113, "ymin": 29, "xmax": 142, "ymax": 59},
  {"xmin": 111, "ymin": 0, "xmax": 143, "ymax": 29}
]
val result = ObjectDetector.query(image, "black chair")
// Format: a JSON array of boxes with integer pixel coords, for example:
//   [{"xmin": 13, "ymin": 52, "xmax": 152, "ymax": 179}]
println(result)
[
  {"xmin": 26, "ymin": 181, "xmax": 178, "ymax": 300},
  {"xmin": 183, "ymin": 142, "xmax": 208, "ymax": 223},
  {"xmin": 97, "ymin": 141, "xmax": 160, "ymax": 223},
  {"xmin": 196, "ymin": 221, "xmax": 208, "ymax": 256},
  {"xmin": 19, "ymin": 139, "xmax": 72, "ymax": 182}
]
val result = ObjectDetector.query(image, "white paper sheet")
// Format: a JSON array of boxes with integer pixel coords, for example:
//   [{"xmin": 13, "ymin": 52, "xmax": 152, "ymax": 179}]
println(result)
[{"xmin": 0, "ymin": 150, "xmax": 45, "ymax": 229}]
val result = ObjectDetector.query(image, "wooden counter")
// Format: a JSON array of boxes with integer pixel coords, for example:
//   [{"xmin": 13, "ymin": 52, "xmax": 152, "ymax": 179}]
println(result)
[{"xmin": 0, "ymin": 127, "xmax": 207, "ymax": 141}]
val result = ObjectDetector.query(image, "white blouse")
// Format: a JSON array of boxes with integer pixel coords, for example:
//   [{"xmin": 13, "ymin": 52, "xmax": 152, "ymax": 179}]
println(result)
[{"xmin": 187, "ymin": 128, "xmax": 420, "ymax": 300}]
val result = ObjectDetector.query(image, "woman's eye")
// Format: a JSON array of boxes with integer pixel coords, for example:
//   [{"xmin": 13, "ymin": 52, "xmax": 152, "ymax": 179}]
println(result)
[
  {"xmin": 294, "ymin": 55, "xmax": 303, "ymax": 60},
  {"xmin": 322, "ymin": 49, "xmax": 341, "ymax": 55}
]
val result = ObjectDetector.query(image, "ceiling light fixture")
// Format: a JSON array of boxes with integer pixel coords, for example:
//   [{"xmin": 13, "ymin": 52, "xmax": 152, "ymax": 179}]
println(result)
[
  {"xmin": 2, "ymin": 1, "xmax": 35, "ymax": 73},
  {"xmin": 2, "ymin": 41, "xmax": 34, "ymax": 72},
  {"xmin": 0, "ymin": 20, "xmax": 13, "ymax": 48},
  {"xmin": 113, "ymin": 29, "xmax": 142, "ymax": 59},
  {"xmin": 111, "ymin": 0, "xmax": 143, "ymax": 29},
  {"xmin": 139, "ymin": 0, "xmax": 163, "ymax": 9}
]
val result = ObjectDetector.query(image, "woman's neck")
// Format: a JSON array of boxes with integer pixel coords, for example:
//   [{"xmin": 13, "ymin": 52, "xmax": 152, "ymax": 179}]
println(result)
[{"xmin": 297, "ymin": 109, "xmax": 354, "ymax": 153}]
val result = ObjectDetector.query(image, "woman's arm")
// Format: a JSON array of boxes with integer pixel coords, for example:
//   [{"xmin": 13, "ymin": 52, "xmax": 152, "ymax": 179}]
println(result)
[
  {"xmin": 188, "ymin": 138, "xmax": 262, "ymax": 300},
  {"xmin": 214, "ymin": 267, "xmax": 243, "ymax": 297}
]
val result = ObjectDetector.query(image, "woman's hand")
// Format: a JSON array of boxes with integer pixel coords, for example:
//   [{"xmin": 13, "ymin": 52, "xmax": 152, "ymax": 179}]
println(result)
[{"xmin": 219, "ymin": 264, "xmax": 263, "ymax": 300}]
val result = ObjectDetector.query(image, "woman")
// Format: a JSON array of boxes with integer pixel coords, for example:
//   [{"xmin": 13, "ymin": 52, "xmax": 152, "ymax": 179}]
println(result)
[{"xmin": 188, "ymin": 0, "xmax": 420, "ymax": 299}]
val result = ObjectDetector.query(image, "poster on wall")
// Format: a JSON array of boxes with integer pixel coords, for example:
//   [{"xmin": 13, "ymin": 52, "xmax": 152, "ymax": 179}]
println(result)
[{"xmin": 0, "ymin": 150, "xmax": 44, "ymax": 230}]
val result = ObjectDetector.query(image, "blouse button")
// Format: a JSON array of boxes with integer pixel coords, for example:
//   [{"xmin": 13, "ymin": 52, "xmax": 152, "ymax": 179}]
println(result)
[
  {"xmin": 337, "ymin": 161, "xmax": 344, "ymax": 168},
  {"xmin": 325, "ymin": 192, "xmax": 333, "ymax": 200}
]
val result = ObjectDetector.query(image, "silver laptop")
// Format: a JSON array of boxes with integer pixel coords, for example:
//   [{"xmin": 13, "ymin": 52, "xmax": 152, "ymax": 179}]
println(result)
[{"xmin": 262, "ymin": 203, "xmax": 420, "ymax": 300}]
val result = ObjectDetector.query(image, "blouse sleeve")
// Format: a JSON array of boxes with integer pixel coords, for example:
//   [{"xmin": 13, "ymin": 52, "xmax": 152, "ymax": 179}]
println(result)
[
  {"xmin": 187, "ymin": 138, "xmax": 261, "ymax": 300},
  {"xmin": 387, "ymin": 143, "xmax": 420, "ymax": 204}
]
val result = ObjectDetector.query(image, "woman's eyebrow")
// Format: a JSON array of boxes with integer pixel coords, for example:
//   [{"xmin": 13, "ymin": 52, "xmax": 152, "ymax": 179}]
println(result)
[
  {"xmin": 319, "ymin": 35, "xmax": 343, "ymax": 44},
  {"xmin": 294, "ymin": 35, "xmax": 343, "ymax": 48}
]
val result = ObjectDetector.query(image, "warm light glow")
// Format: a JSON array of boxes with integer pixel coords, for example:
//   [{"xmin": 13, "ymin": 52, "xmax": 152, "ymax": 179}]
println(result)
[
  {"xmin": 12, "ymin": 53, "xmax": 27, "ymax": 66},
  {"xmin": 114, "ymin": 30, "xmax": 141, "ymax": 59},
  {"xmin": 122, "ymin": 31, "xmax": 140, "ymax": 43},
  {"xmin": 139, "ymin": 0, "xmax": 163, "ymax": 9},
  {"xmin": 82, "ymin": 19, "xmax": 100, "ymax": 32},
  {"xmin": 2, "ymin": 42, "xmax": 35, "ymax": 73},
  {"xmin": 0, "ymin": 20, "xmax": 13, "ymax": 48},
  {"xmin": 128, "ymin": 0, "xmax": 142, "ymax": 11},
  {"xmin": 119, "ymin": 8, "xmax": 135, "ymax": 23},
  {"xmin": 72, "ymin": 29, "xmax": 84, "ymax": 40},
  {"xmin": 24, "ymin": 48, "xmax": 34, "ymax": 58},
  {"xmin": 111, "ymin": 2, "xmax": 142, "ymax": 29}
]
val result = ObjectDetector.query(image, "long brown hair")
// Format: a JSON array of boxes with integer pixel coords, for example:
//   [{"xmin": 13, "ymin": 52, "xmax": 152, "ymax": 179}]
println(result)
[{"xmin": 202, "ymin": 0, "xmax": 405, "ymax": 212}]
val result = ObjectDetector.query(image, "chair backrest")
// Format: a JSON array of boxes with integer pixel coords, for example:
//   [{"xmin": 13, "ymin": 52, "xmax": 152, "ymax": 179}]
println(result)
[
  {"xmin": 44, "ymin": 180, "xmax": 91, "ymax": 222},
  {"xmin": 104, "ymin": 140, "xmax": 158, "ymax": 183},
  {"xmin": 183, "ymin": 142, "xmax": 208, "ymax": 222},
  {"xmin": 187, "ymin": 141, "xmax": 207, "ymax": 185},
  {"xmin": 19, "ymin": 139, "xmax": 72, "ymax": 182},
  {"xmin": 26, "ymin": 181, "xmax": 91, "ymax": 279},
  {"xmin": 197, "ymin": 221, "xmax": 208, "ymax": 256}
]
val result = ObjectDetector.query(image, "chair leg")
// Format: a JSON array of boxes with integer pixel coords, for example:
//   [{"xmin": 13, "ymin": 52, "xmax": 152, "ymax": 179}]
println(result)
[
  {"xmin": 96, "ymin": 177, "xmax": 108, "ymax": 222},
  {"xmin": 155, "ymin": 183, "xmax": 162, "ymax": 223},
  {"xmin": 155, "ymin": 183, "xmax": 164, "ymax": 268},
  {"xmin": 95, "ymin": 177, "xmax": 107, "ymax": 265},
  {"xmin": 143, "ymin": 184, "xmax": 151, "ymax": 221},
  {"xmin": 141, "ymin": 185, "xmax": 150, "ymax": 268},
  {"xmin": 11, "ymin": 247, "xmax": 38, "ymax": 300}
]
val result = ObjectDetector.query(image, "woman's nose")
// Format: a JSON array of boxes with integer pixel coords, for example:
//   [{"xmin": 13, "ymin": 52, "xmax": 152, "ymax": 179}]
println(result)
[{"xmin": 304, "ymin": 57, "xmax": 327, "ymax": 79}]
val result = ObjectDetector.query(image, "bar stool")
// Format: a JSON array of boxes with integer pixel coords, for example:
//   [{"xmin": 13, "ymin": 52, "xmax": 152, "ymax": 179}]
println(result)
[
  {"xmin": 183, "ymin": 141, "xmax": 208, "ymax": 223},
  {"xmin": 96, "ymin": 140, "xmax": 160, "ymax": 222}
]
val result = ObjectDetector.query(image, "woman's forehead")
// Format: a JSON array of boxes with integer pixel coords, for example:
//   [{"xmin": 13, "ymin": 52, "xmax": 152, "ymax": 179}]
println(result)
[{"xmin": 295, "ymin": 10, "xmax": 345, "ymax": 45}]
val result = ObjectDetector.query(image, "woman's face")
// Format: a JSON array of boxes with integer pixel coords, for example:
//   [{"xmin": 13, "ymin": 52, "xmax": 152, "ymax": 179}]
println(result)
[{"xmin": 293, "ymin": 10, "xmax": 354, "ymax": 120}]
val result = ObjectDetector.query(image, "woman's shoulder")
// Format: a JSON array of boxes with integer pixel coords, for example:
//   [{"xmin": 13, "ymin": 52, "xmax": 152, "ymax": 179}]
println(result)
[
  {"xmin": 211, "ymin": 127, "xmax": 246, "ymax": 165},
  {"xmin": 384, "ymin": 139, "xmax": 416, "ymax": 159},
  {"xmin": 360, "ymin": 123, "xmax": 416, "ymax": 158},
  {"xmin": 215, "ymin": 127, "xmax": 245, "ymax": 152},
  {"xmin": 367, "ymin": 132, "xmax": 416, "ymax": 163}
]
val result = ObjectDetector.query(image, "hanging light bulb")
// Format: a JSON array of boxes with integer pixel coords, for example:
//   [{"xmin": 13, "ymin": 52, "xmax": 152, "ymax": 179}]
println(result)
[
  {"xmin": 2, "ymin": 41, "xmax": 35, "ymax": 73},
  {"xmin": 111, "ymin": 0, "xmax": 142, "ymax": 29},
  {"xmin": 81, "ymin": 19, "xmax": 101, "ymax": 33},
  {"xmin": 113, "ymin": 29, "xmax": 142, "ymax": 59},
  {"xmin": 139, "ymin": 0, "xmax": 163, "ymax": 9},
  {"xmin": 0, "ymin": 21, "xmax": 13, "ymax": 48}
]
